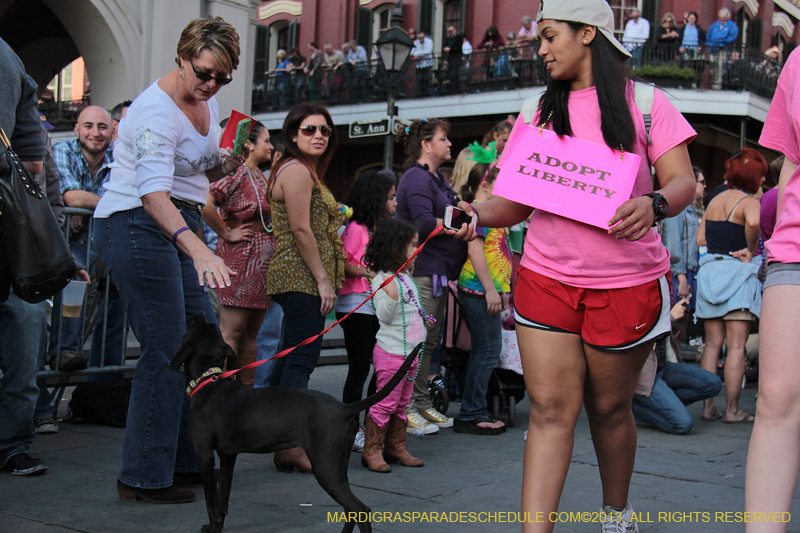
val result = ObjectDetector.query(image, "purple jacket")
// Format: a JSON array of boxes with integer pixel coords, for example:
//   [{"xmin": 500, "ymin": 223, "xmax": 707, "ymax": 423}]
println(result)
[{"xmin": 396, "ymin": 163, "xmax": 466, "ymax": 278}]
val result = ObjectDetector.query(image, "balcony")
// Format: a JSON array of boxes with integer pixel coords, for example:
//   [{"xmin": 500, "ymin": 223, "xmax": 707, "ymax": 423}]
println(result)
[
  {"xmin": 38, "ymin": 97, "xmax": 90, "ymax": 131},
  {"xmin": 251, "ymin": 42, "xmax": 781, "ymax": 116}
]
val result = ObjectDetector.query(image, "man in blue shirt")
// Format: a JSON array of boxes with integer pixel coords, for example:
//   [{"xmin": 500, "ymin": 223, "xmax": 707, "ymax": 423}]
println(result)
[{"xmin": 48, "ymin": 106, "xmax": 127, "ymax": 375}]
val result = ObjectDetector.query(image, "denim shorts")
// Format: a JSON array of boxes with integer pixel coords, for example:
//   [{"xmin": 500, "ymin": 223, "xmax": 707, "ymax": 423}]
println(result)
[{"xmin": 764, "ymin": 263, "xmax": 800, "ymax": 290}]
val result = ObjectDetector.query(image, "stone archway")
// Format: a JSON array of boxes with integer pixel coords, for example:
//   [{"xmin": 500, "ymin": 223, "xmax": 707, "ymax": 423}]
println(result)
[{"xmin": 42, "ymin": 0, "xmax": 142, "ymax": 108}]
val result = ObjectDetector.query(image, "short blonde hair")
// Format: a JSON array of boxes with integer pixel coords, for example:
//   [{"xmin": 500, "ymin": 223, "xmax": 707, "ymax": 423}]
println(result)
[
  {"xmin": 176, "ymin": 16, "xmax": 241, "ymax": 74},
  {"xmin": 277, "ymin": 49, "xmax": 286, "ymax": 60}
]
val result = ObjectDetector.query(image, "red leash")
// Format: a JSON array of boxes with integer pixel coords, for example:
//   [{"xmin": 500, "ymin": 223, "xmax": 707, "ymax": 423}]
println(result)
[{"xmin": 189, "ymin": 224, "xmax": 446, "ymax": 398}]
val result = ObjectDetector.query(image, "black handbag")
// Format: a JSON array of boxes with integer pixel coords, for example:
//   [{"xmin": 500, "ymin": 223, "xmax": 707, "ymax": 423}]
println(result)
[{"xmin": 0, "ymin": 129, "xmax": 75, "ymax": 303}]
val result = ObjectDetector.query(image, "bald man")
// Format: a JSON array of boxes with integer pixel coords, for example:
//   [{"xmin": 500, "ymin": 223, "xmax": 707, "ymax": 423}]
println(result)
[
  {"xmin": 56, "ymin": 105, "xmax": 113, "ymax": 210},
  {"xmin": 48, "ymin": 104, "xmax": 126, "ymax": 375}
]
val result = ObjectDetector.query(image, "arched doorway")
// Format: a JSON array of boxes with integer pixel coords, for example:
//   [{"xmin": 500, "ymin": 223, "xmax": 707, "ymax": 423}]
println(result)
[{"xmin": 1, "ymin": 0, "xmax": 140, "ymax": 110}]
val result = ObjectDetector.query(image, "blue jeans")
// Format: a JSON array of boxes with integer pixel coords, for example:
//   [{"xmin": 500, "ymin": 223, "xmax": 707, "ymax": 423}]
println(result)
[
  {"xmin": 269, "ymin": 292, "xmax": 325, "ymax": 388},
  {"xmin": 48, "ymin": 226, "xmax": 128, "ymax": 368},
  {"xmin": 459, "ymin": 293, "xmax": 503, "ymax": 420},
  {"xmin": 94, "ymin": 207, "xmax": 215, "ymax": 488},
  {"xmin": 254, "ymin": 302, "xmax": 284, "ymax": 388},
  {"xmin": 0, "ymin": 291, "xmax": 48, "ymax": 465},
  {"xmin": 632, "ymin": 362, "xmax": 722, "ymax": 435},
  {"xmin": 630, "ymin": 44, "xmax": 644, "ymax": 68}
]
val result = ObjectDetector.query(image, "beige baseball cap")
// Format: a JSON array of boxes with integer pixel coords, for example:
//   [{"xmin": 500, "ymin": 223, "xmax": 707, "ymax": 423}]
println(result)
[{"xmin": 536, "ymin": 0, "xmax": 632, "ymax": 59}]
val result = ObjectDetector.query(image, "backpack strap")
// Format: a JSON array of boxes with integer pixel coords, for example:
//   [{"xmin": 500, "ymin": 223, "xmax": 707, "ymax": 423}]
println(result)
[
  {"xmin": 633, "ymin": 82, "xmax": 655, "ymax": 145},
  {"xmin": 520, "ymin": 96, "xmax": 540, "ymax": 125}
]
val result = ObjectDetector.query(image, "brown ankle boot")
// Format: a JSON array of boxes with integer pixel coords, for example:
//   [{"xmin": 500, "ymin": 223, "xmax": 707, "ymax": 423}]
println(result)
[
  {"xmin": 273, "ymin": 447, "xmax": 312, "ymax": 474},
  {"xmin": 361, "ymin": 416, "xmax": 391, "ymax": 473},
  {"xmin": 236, "ymin": 349, "xmax": 257, "ymax": 386},
  {"xmin": 384, "ymin": 415, "xmax": 424, "ymax": 467}
]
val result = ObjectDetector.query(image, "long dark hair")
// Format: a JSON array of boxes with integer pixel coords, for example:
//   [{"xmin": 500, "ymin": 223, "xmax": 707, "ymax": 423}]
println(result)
[
  {"xmin": 538, "ymin": 22, "xmax": 636, "ymax": 153},
  {"xmin": 364, "ymin": 219, "xmax": 417, "ymax": 273},
  {"xmin": 270, "ymin": 102, "xmax": 337, "ymax": 187},
  {"xmin": 483, "ymin": 25, "xmax": 500, "ymax": 42},
  {"xmin": 347, "ymin": 169, "xmax": 397, "ymax": 229}
]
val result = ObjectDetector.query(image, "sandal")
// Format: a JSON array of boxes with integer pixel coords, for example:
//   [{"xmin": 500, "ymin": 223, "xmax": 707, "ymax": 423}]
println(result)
[
  {"xmin": 700, "ymin": 411, "xmax": 723, "ymax": 422},
  {"xmin": 453, "ymin": 417, "xmax": 506, "ymax": 436},
  {"xmin": 722, "ymin": 412, "xmax": 755, "ymax": 424}
]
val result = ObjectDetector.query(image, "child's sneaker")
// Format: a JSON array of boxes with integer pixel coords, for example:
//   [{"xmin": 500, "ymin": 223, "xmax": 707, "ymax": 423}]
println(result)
[
  {"xmin": 352, "ymin": 425, "xmax": 365, "ymax": 452},
  {"xmin": 407, "ymin": 412, "xmax": 439, "ymax": 435},
  {"xmin": 600, "ymin": 501, "xmax": 639, "ymax": 532},
  {"xmin": 419, "ymin": 408, "xmax": 453, "ymax": 428}
]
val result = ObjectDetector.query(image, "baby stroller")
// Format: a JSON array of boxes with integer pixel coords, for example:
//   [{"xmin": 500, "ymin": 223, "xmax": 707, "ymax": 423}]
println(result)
[{"xmin": 438, "ymin": 282, "xmax": 526, "ymax": 427}]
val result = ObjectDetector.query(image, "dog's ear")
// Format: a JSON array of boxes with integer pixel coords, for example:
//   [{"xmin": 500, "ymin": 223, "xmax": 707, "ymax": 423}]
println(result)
[
  {"xmin": 170, "ymin": 340, "xmax": 194, "ymax": 371},
  {"xmin": 225, "ymin": 345, "xmax": 238, "ymax": 371}
]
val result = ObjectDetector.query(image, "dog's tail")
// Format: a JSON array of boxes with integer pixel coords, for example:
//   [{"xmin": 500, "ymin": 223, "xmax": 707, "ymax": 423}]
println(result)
[{"xmin": 343, "ymin": 343, "xmax": 423, "ymax": 418}]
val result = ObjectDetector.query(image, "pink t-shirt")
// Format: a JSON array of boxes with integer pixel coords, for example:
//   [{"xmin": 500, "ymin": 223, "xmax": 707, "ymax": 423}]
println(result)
[
  {"xmin": 759, "ymin": 47, "xmax": 800, "ymax": 265},
  {"xmin": 520, "ymin": 82, "xmax": 696, "ymax": 289},
  {"xmin": 339, "ymin": 221, "xmax": 371, "ymax": 295}
]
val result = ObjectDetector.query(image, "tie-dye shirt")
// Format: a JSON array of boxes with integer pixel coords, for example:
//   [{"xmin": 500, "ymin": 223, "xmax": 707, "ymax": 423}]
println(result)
[{"xmin": 458, "ymin": 227, "xmax": 512, "ymax": 294}]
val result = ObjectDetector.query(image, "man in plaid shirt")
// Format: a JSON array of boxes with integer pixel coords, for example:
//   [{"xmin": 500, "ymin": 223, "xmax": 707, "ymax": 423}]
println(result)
[{"xmin": 48, "ymin": 106, "xmax": 127, "ymax": 375}]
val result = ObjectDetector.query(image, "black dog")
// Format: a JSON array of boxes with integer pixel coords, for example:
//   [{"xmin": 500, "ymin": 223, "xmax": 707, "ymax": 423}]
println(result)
[{"xmin": 169, "ymin": 313, "xmax": 421, "ymax": 533}]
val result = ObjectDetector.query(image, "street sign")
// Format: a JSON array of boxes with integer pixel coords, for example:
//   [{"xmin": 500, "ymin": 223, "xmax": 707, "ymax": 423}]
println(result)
[{"xmin": 349, "ymin": 118, "xmax": 392, "ymax": 139}]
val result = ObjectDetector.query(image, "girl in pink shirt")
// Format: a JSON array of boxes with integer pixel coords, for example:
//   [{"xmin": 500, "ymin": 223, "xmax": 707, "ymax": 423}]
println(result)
[
  {"xmin": 457, "ymin": 1, "xmax": 696, "ymax": 530},
  {"xmin": 746, "ymin": 47, "xmax": 800, "ymax": 528},
  {"xmin": 336, "ymin": 170, "xmax": 397, "ymax": 451}
]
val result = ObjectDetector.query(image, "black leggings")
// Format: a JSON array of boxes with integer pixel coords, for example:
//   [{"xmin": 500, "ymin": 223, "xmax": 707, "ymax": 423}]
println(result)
[{"xmin": 337, "ymin": 312, "xmax": 379, "ymax": 406}]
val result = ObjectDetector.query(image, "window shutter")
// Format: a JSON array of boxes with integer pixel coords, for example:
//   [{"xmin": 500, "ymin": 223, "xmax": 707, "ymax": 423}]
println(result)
[
  {"xmin": 356, "ymin": 7, "xmax": 373, "ymax": 50},
  {"xmin": 289, "ymin": 19, "xmax": 298, "ymax": 48},
  {"xmin": 747, "ymin": 18, "xmax": 762, "ymax": 49},
  {"xmin": 418, "ymin": 0, "xmax": 434, "ymax": 35},
  {"xmin": 254, "ymin": 25, "xmax": 268, "ymax": 77}
]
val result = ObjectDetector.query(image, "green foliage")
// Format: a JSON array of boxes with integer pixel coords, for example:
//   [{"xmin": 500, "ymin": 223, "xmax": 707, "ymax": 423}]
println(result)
[{"xmin": 633, "ymin": 64, "xmax": 697, "ymax": 80}]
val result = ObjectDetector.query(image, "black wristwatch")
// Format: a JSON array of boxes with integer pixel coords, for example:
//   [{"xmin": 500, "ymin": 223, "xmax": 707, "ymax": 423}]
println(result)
[{"xmin": 644, "ymin": 192, "xmax": 669, "ymax": 223}]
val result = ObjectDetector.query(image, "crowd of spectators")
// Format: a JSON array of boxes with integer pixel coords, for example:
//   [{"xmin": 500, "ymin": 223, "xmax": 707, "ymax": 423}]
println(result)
[{"xmin": 0, "ymin": 6, "xmax": 792, "ymax": 531}]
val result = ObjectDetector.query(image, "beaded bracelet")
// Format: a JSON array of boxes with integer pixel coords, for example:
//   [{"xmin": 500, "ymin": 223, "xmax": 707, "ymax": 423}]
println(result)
[{"xmin": 172, "ymin": 226, "xmax": 191, "ymax": 246}]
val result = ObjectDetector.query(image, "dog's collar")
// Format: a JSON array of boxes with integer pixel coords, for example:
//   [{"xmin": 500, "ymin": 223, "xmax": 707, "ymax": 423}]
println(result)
[{"xmin": 186, "ymin": 367, "xmax": 224, "ymax": 399}]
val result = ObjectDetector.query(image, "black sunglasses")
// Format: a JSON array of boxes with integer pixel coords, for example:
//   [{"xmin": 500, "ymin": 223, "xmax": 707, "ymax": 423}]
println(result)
[
  {"xmin": 299, "ymin": 125, "xmax": 334, "ymax": 137},
  {"xmin": 189, "ymin": 60, "xmax": 232, "ymax": 86}
]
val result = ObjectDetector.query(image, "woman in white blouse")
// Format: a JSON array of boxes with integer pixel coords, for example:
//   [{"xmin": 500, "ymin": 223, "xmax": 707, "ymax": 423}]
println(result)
[{"xmin": 93, "ymin": 16, "xmax": 242, "ymax": 504}]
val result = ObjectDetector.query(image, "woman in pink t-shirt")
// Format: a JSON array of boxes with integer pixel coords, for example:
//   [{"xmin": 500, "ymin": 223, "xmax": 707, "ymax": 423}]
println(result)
[
  {"xmin": 456, "ymin": 1, "xmax": 696, "ymax": 530},
  {"xmin": 746, "ymin": 47, "xmax": 800, "ymax": 528}
]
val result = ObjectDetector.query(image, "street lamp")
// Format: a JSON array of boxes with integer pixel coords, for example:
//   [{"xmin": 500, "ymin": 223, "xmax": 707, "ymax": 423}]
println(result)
[{"xmin": 374, "ymin": 2, "xmax": 414, "ymax": 171}]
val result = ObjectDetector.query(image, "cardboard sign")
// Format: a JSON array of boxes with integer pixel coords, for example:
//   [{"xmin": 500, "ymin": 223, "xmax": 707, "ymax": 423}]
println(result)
[
  {"xmin": 220, "ymin": 110, "xmax": 255, "ymax": 152},
  {"xmin": 494, "ymin": 125, "xmax": 641, "ymax": 229}
]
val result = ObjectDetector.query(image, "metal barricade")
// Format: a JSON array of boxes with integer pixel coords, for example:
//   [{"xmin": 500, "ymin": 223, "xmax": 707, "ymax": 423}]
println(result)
[{"xmin": 39, "ymin": 207, "xmax": 136, "ymax": 409}]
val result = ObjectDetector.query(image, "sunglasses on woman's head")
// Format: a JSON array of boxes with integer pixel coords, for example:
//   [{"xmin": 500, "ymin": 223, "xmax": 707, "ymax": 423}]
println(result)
[
  {"xmin": 299, "ymin": 125, "xmax": 334, "ymax": 137},
  {"xmin": 189, "ymin": 60, "xmax": 233, "ymax": 86}
]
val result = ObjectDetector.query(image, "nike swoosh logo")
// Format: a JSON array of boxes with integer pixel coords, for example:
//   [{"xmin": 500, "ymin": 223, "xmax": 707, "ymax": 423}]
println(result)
[{"xmin": 635, "ymin": 324, "xmax": 647, "ymax": 330}]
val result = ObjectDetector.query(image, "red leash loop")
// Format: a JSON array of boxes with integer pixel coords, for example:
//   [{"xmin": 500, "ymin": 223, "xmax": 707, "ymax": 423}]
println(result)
[{"xmin": 189, "ymin": 224, "xmax": 446, "ymax": 398}]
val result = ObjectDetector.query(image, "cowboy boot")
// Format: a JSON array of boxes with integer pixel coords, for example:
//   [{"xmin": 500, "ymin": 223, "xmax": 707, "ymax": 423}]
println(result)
[
  {"xmin": 236, "ymin": 349, "xmax": 257, "ymax": 386},
  {"xmin": 383, "ymin": 414, "xmax": 424, "ymax": 467},
  {"xmin": 273, "ymin": 447, "xmax": 312, "ymax": 474},
  {"xmin": 361, "ymin": 416, "xmax": 391, "ymax": 473}
]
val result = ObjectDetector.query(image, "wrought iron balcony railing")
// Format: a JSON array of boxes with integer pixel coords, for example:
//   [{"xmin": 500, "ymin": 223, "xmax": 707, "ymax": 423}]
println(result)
[{"xmin": 252, "ymin": 41, "xmax": 781, "ymax": 114}]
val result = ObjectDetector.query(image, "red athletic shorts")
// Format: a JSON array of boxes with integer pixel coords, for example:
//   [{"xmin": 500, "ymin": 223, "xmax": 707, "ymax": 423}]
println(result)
[{"xmin": 513, "ymin": 266, "xmax": 672, "ymax": 352}]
